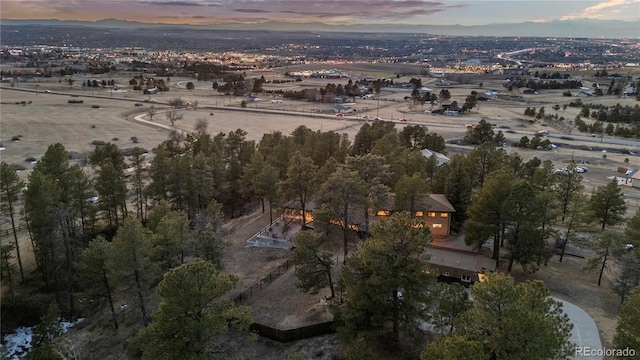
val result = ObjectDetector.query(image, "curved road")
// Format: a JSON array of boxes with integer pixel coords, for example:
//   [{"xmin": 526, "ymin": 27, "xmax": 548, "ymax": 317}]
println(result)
[
  {"xmin": 4, "ymin": 86, "xmax": 640, "ymax": 150},
  {"xmin": 554, "ymin": 297, "xmax": 603, "ymax": 360}
]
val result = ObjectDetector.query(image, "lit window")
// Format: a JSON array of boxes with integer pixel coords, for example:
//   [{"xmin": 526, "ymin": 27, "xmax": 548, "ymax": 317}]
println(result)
[
  {"xmin": 376, "ymin": 210, "xmax": 390, "ymax": 216},
  {"xmin": 461, "ymin": 274, "xmax": 472, "ymax": 282},
  {"xmin": 415, "ymin": 211, "xmax": 424, "ymax": 217},
  {"xmin": 427, "ymin": 212, "xmax": 436, "ymax": 218},
  {"xmin": 432, "ymin": 224, "xmax": 442, "ymax": 228},
  {"xmin": 440, "ymin": 213, "xmax": 448, "ymax": 218}
]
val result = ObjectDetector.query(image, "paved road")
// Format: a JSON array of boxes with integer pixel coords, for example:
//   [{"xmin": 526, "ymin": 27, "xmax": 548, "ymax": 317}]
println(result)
[{"xmin": 553, "ymin": 297, "xmax": 603, "ymax": 360}]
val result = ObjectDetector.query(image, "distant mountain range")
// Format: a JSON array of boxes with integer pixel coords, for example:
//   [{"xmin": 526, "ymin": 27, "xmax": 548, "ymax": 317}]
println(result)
[{"xmin": 1, "ymin": 18, "xmax": 638, "ymax": 39}]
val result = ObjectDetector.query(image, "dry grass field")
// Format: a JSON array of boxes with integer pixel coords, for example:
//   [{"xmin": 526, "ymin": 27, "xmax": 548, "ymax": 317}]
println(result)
[{"xmin": 2, "ymin": 64, "xmax": 640, "ymax": 358}]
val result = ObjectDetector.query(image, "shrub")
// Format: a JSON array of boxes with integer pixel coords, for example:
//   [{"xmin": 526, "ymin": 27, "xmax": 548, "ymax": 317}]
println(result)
[{"xmin": 131, "ymin": 136, "xmax": 139, "ymax": 144}]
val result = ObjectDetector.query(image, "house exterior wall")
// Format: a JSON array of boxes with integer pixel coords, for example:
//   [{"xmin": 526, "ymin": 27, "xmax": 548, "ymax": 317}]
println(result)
[
  {"xmin": 422, "ymin": 211, "xmax": 451, "ymax": 237},
  {"xmin": 429, "ymin": 263, "xmax": 479, "ymax": 283}
]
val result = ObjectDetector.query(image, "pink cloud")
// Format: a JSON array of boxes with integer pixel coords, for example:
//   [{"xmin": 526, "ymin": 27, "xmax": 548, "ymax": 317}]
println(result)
[{"xmin": 1, "ymin": 0, "xmax": 467, "ymax": 24}]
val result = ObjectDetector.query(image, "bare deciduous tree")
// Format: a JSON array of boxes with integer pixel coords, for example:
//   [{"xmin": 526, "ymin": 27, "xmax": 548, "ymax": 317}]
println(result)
[
  {"xmin": 165, "ymin": 110, "xmax": 183, "ymax": 126},
  {"xmin": 147, "ymin": 106, "xmax": 156, "ymax": 121},
  {"xmin": 194, "ymin": 118, "xmax": 208, "ymax": 135}
]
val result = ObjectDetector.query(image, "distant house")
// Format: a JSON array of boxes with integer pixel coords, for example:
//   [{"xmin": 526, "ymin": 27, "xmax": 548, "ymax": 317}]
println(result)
[
  {"xmin": 630, "ymin": 171, "xmax": 640, "ymax": 189},
  {"xmin": 330, "ymin": 105, "xmax": 356, "ymax": 114},
  {"xmin": 577, "ymin": 90, "xmax": 595, "ymax": 97},
  {"xmin": 502, "ymin": 68, "xmax": 530, "ymax": 76},
  {"xmin": 421, "ymin": 149, "xmax": 450, "ymax": 166}
]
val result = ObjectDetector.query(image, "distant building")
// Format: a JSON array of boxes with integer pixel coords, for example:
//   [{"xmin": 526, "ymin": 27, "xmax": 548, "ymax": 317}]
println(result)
[{"xmin": 421, "ymin": 149, "xmax": 450, "ymax": 166}]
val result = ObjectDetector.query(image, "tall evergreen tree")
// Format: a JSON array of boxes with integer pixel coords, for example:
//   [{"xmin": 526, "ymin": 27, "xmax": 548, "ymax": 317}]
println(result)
[
  {"xmin": 0, "ymin": 161, "xmax": 26, "ymax": 282},
  {"xmin": 293, "ymin": 230, "xmax": 335, "ymax": 298},
  {"xmin": 0, "ymin": 242, "xmax": 17, "ymax": 308},
  {"xmin": 339, "ymin": 212, "xmax": 436, "ymax": 341},
  {"xmin": 316, "ymin": 167, "xmax": 368, "ymax": 261},
  {"xmin": 588, "ymin": 179, "xmax": 627, "ymax": 231},
  {"xmin": 453, "ymin": 273, "xmax": 573, "ymax": 360},
  {"xmin": 280, "ymin": 153, "xmax": 317, "ymax": 229},
  {"xmin": 89, "ymin": 143, "xmax": 128, "ymax": 227},
  {"xmin": 465, "ymin": 170, "xmax": 514, "ymax": 266},
  {"xmin": 110, "ymin": 218, "xmax": 158, "ymax": 326},
  {"xmin": 555, "ymin": 162, "xmax": 583, "ymax": 223},
  {"xmin": 614, "ymin": 286, "xmax": 640, "ymax": 351},
  {"xmin": 76, "ymin": 237, "xmax": 119, "ymax": 329},
  {"xmin": 140, "ymin": 259, "xmax": 251, "ymax": 360},
  {"xmin": 345, "ymin": 154, "xmax": 390, "ymax": 237}
]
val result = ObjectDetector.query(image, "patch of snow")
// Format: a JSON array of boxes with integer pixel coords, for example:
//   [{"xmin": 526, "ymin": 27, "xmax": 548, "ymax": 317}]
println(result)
[{"xmin": 1, "ymin": 318, "xmax": 84, "ymax": 360}]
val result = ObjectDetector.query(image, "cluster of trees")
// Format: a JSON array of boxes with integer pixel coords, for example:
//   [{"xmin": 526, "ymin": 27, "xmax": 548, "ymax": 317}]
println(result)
[
  {"xmin": 516, "ymin": 134, "xmax": 553, "ymax": 150},
  {"xmin": 295, "ymin": 212, "xmax": 575, "ymax": 359},
  {"xmin": 576, "ymin": 103, "xmax": 640, "ymax": 124},
  {"xmin": 533, "ymin": 71, "xmax": 572, "ymax": 79},
  {"xmin": 128, "ymin": 76, "xmax": 169, "ymax": 93},
  {"xmin": 462, "ymin": 119, "xmax": 505, "ymax": 146},
  {"xmin": 503, "ymin": 79, "xmax": 583, "ymax": 91},
  {"xmin": 83, "ymin": 79, "xmax": 115, "ymax": 88}
]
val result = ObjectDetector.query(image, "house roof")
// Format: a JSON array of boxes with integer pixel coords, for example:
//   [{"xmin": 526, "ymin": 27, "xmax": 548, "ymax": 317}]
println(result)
[
  {"xmin": 426, "ymin": 247, "xmax": 496, "ymax": 273},
  {"xmin": 421, "ymin": 149, "xmax": 450, "ymax": 166},
  {"xmin": 425, "ymin": 194, "xmax": 456, "ymax": 213},
  {"xmin": 631, "ymin": 170, "xmax": 640, "ymax": 180},
  {"xmin": 286, "ymin": 194, "xmax": 456, "ymax": 214}
]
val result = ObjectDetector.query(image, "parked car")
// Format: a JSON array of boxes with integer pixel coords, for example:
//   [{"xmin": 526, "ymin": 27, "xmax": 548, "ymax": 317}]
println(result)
[
  {"xmin": 626, "ymin": 170, "xmax": 634, "ymax": 176},
  {"xmin": 555, "ymin": 168, "xmax": 569, "ymax": 175},
  {"xmin": 576, "ymin": 167, "xmax": 588, "ymax": 173}
]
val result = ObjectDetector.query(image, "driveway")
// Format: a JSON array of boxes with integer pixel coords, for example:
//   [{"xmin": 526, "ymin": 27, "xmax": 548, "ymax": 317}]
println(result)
[{"xmin": 554, "ymin": 297, "xmax": 603, "ymax": 360}]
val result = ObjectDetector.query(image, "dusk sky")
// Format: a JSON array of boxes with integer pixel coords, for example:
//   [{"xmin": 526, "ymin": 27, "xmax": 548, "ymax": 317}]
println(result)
[{"xmin": 2, "ymin": 0, "xmax": 639, "ymax": 26}]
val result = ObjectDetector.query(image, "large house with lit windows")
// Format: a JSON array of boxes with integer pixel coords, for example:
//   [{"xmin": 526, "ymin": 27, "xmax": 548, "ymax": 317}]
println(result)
[
  {"xmin": 374, "ymin": 194, "xmax": 456, "ymax": 237},
  {"xmin": 281, "ymin": 194, "xmax": 494, "ymax": 284},
  {"xmin": 284, "ymin": 193, "xmax": 456, "ymax": 237}
]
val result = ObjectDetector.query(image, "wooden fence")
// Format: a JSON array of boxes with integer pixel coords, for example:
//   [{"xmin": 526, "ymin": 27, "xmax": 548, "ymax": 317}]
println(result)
[
  {"xmin": 231, "ymin": 259, "xmax": 291, "ymax": 305},
  {"xmin": 250, "ymin": 321, "xmax": 336, "ymax": 343},
  {"xmin": 0, "ymin": 223, "xmax": 28, "ymax": 237}
]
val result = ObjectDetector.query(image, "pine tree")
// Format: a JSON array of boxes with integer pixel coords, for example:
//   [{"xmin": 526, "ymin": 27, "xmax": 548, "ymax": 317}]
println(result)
[
  {"xmin": 614, "ymin": 286, "xmax": 640, "ymax": 351},
  {"xmin": 76, "ymin": 237, "xmax": 119, "ymax": 329},
  {"xmin": 339, "ymin": 212, "xmax": 436, "ymax": 341},
  {"xmin": 293, "ymin": 230, "xmax": 335, "ymax": 298},
  {"xmin": 0, "ymin": 161, "xmax": 26, "ymax": 282},
  {"xmin": 453, "ymin": 273, "xmax": 573, "ymax": 359},
  {"xmin": 140, "ymin": 259, "xmax": 251, "ymax": 360},
  {"xmin": 588, "ymin": 179, "xmax": 627, "ymax": 231}
]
